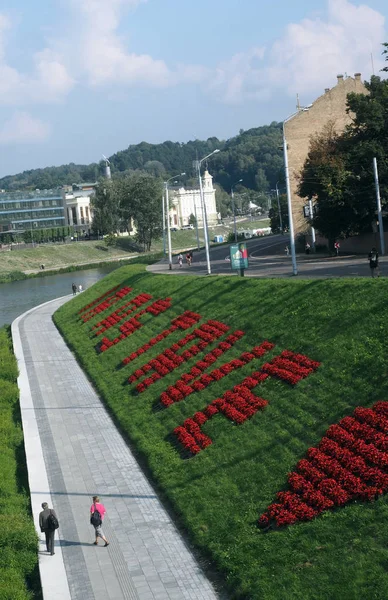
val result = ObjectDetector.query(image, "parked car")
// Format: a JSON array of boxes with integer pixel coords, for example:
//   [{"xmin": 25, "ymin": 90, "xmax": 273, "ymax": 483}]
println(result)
[{"xmin": 182, "ymin": 224, "xmax": 194, "ymax": 230}]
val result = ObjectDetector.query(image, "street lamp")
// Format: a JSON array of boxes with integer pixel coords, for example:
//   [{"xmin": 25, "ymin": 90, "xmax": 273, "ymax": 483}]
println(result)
[
  {"xmin": 283, "ymin": 108, "xmax": 310, "ymax": 275},
  {"xmin": 274, "ymin": 182, "xmax": 283, "ymax": 233},
  {"xmin": 231, "ymin": 179, "xmax": 243, "ymax": 242},
  {"xmin": 165, "ymin": 173, "xmax": 185, "ymax": 270},
  {"xmin": 196, "ymin": 149, "xmax": 220, "ymax": 275}
]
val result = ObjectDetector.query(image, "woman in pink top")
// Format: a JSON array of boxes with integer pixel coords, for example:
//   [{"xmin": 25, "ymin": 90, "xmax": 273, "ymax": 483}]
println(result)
[{"xmin": 90, "ymin": 495, "xmax": 109, "ymax": 547}]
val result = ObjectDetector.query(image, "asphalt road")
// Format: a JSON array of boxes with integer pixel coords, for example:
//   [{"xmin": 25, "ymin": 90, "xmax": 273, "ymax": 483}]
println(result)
[{"xmin": 148, "ymin": 235, "xmax": 387, "ymax": 278}]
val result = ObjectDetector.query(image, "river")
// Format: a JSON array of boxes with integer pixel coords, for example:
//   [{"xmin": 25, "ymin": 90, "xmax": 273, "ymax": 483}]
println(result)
[{"xmin": 0, "ymin": 265, "xmax": 120, "ymax": 328}]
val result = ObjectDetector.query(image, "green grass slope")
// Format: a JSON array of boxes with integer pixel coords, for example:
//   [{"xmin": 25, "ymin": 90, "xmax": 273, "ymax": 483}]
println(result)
[
  {"xmin": 0, "ymin": 328, "xmax": 41, "ymax": 600},
  {"xmin": 54, "ymin": 264, "xmax": 388, "ymax": 600},
  {"xmin": 0, "ymin": 241, "xmax": 134, "ymax": 276}
]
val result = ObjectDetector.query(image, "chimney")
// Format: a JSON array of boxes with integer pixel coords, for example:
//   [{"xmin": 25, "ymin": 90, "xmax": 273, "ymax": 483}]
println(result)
[
  {"xmin": 325, "ymin": 88, "xmax": 330, "ymax": 93},
  {"xmin": 337, "ymin": 74, "xmax": 344, "ymax": 83},
  {"xmin": 354, "ymin": 72, "xmax": 361, "ymax": 81}
]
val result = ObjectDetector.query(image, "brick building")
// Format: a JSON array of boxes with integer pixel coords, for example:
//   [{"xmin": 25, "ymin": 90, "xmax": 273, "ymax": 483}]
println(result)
[{"xmin": 285, "ymin": 73, "xmax": 368, "ymax": 235}]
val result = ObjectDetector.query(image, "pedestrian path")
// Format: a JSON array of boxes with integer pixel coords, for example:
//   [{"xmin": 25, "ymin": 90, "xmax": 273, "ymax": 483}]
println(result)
[{"xmin": 12, "ymin": 297, "xmax": 220, "ymax": 600}]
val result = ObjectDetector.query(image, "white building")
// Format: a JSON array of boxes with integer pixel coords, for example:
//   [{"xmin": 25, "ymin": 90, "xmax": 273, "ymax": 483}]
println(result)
[
  {"xmin": 169, "ymin": 171, "xmax": 217, "ymax": 228},
  {"xmin": 63, "ymin": 183, "xmax": 95, "ymax": 232}
]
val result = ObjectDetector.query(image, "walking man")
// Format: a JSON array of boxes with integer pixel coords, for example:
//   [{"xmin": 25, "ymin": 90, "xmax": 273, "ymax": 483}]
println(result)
[
  {"xmin": 90, "ymin": 496, "xmax": 109, "ymax": 547},
  {"xmin": 39, "ymin": 502, "xmax": 58, "ymax": 555},
  {"xmin": 72, "ymin": 282, "xmax": 77, "ymax": 295},
  {"xmin": 368, "ymin": 247, "xmax": 380, "ymax": 277}
]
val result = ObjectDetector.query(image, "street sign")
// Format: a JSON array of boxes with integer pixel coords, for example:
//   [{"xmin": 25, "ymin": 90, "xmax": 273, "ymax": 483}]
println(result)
[
  {"xmin": 303, "ymin": 205, "xmax": 311, "ymax": 218},
  {"xmin": 230, "ymin": 243, "xmax": 249, "ymax": 271}
]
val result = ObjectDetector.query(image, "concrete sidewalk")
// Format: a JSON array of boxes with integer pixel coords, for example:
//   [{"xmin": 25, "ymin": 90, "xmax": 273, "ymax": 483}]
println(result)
[{"xmin": 12, "ymin": 297, "xmax": 219, "ymax": 600}]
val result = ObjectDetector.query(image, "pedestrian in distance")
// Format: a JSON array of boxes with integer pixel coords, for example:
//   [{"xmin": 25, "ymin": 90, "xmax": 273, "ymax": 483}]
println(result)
[
  {"xmin": 285, "ymin": 245, "xmax": 290, "ymax": 256},
  {"xmin": 78, "ymin": 284, "xmax": 83, "ymax": 293},
  {"xmin": 186, "ymin": 252, "xmax": 192, "ymax": 266},
  {"xmin": 72, "ymin": 282, "xmax": 77, "ymax": 295},
  {"xmin": 90, "ymin": 496, "xmax": 109, "ymax": 547},
  {"xmin": 305, "ymin": 242, "xmax": 311, "ymax": 255},
  {"xmin": 368, "ymin": 247, "xmax": 380, "ymax": 277},
  {"xmin": 39, "ymin": 502, "xmax": 59, "ymax": 555},
  {"xmin": 189, "ymin": 250, "xmax": 193, "ymax": 263},
  {"xmin": 334, "ymin": 241, "xmax": 340, "ymax": 256},
  {"xmin": 178, "ymin": 254, "xmax": 183, "ymax": 268}
]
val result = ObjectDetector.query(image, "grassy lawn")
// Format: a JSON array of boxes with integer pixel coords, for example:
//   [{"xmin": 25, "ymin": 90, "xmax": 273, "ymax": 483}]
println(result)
[
  {"xmin": 53, "ymin": 262, "xmax": 388, "ymax": 600},
  {"xmin": 0, "ymin": 241, "xmax": 136, "ymax": 275},
  {"xmin": 0, "ymin": 327, "xmax": 41, "ymax": 600}
]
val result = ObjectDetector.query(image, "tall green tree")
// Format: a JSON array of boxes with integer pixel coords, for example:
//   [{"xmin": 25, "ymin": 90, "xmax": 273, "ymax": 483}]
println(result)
[
  {"xmin": 91, "ymin": 180, "xmax": 123, "ymax": 235},
  {"xmin": 299, "ymin": 69, "xmax": 388, "ymax": 246},
  {"xmin": 117, "ymin": 173, "xmax": 163, "ymax": 251}
]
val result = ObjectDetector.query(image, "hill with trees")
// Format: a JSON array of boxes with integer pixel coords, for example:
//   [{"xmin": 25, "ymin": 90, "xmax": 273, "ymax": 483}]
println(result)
[{"xmin": 0, "ymin": 124, "xmax": 283, "ymax": 194}]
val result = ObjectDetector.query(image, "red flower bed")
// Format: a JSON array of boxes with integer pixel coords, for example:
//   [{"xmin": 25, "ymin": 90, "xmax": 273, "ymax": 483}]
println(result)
[
  {"xmin": 129, "ymin": 320, "xmax": 230, "ymax": 391},
  {"xmin": 97, "ymin": 297, "xmax": 173, "ymax": 352},
  {"xmin": 161, "ymin": 340, "xmax": 274, "ymax": 407},
  {"xmin": 93, "ymin": 293, "xmax": 153, "ymax": 336},
  {"xmin": 81, "ymin": 287, "xmax": 133, "ymax": 322},
  {"xmin": 121, "ymin": 311, "xmax": 201, "ymax": 365},
  {"xmin": 260, "ymin": 350, "xmax": 320, "ymax": 386},
  {"xmin": 258, "ymin": 401, "xmax": 388, "ymax": 529},
  {"xmin": 78, "ymin": 285, "xmax": 121, "ymax": 314}
]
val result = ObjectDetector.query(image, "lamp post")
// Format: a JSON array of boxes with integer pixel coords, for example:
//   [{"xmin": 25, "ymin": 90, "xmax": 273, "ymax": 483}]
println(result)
[
  {"xmin": 196, "ymin": 149, "xmax": 220, "ymax": 275},
  {"xmin": 231, "ymin": 179, "xmax": 243, "ymax": 242},
  {"xmin": 373, "ymin": 157, "xmax": 385, "ymax": 255},
  {"xmin": 283, "ymin": 108, "xmax": 310, "ymax": 275},
  {"xmin": 162, "ymin": 191, "xmax": 166, "ymax": 255},
  {"xmin": 275, "ymin": 182, "xmax": 283, "ymax": 233},
  {"xmin": 165, "ymin": 173, "xmax": 185, "ymax": 270}
]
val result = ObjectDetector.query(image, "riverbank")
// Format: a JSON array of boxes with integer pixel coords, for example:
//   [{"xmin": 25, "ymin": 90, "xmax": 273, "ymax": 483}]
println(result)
[{"xmin": 0, "ymin": 240, "xmax": 136, "ymax": 275}]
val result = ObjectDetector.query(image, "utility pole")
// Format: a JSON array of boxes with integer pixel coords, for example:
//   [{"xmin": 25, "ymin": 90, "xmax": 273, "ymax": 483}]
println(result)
[{"xmin": 373, "ymin": 157, "xmax": 385, "ymax": 255}]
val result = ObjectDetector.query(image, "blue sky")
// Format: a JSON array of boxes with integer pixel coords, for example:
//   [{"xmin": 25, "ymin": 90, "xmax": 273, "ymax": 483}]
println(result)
[{"xmin": 0, "ymin": 0, "xmax": 387, "ymax": 177}]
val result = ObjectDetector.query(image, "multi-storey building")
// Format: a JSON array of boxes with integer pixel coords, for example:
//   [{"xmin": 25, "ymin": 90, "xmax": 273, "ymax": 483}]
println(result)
[
  {"xmin": 62, "ymin": 183, "xmax": 95, "ymax": 232},
  {"xmin": 0, "ymin": 189, "xmax": 65, "ymax": 236},
  {"xmin": 169, "ymin": 170, "xmax": 218, "ymax": 228},
  {"xmin": 285, "ymin": 73, "xmax": 368, "ymax": 235}
]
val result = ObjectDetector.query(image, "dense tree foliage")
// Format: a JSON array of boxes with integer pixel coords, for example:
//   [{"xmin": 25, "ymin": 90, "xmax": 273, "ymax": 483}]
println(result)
[
  {"xmin": 92, "ymin": 173, "xmax": 163, "ymax": 251},
  {"xmin": 299, "ymin": 69, "xmax": 388, "ymax": 245},
  {"xmin": 0, "ymin": 124, "xmax": 283, "ymax": 195},
  {"xmin": 91, "ymin": 180, "xmax": 125, "ymax": 235}
]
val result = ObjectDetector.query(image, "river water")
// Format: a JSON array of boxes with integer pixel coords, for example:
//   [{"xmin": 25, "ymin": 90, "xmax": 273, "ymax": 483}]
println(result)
[{"xmin": 0, "ymin": 265, "xmax": 120, "ymax": 328}]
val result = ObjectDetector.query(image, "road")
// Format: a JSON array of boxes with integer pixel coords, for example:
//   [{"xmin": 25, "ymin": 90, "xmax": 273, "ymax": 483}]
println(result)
[{"xmin": 148, "ymin": 235, "xmax": 387, "ymax": 278}]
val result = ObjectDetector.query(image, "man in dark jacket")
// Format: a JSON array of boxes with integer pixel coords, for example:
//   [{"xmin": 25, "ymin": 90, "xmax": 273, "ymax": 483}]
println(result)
[{"xmin": 39, "ymin": 502, "xmax": 58, "ymax": 555}]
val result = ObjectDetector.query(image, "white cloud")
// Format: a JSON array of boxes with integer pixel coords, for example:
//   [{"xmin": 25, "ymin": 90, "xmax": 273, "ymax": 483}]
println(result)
[
  {"xmin": 0, "ymin": 112, "xmax": 51, "ymax": 144},
  {"xmin": 267, "ymin": 0, "xmax": 386, "ymax": 96},
  {"xmin": 0, "ymin": 12, "xmax": 74, "ymax": 105},
  {"xmin": 207, "ymin": 0, "xmax": 386, "ymax": 104},
  {"xmin": 72, "ymin": 0, "xmax": 171, "ymax": 87}
]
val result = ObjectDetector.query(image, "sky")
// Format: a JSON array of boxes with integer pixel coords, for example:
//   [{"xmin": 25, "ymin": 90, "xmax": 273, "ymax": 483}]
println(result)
[{"xmin": 0, "ymin": 0, "xmax": 387, "ymax": 177}]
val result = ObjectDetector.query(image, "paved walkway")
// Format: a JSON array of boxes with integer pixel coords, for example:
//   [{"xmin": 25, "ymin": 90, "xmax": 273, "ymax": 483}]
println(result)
[{"xmin": 12, "ymin": 297, "xmax": 220, "ymax": 600}]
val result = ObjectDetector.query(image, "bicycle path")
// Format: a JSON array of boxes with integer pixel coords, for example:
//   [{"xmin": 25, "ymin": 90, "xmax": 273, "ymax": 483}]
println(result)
[{"xmin": 12, "ymin": 296, "xmax": 219, "ymax": 600}]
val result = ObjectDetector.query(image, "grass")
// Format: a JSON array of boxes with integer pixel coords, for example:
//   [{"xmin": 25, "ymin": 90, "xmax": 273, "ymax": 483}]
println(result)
[
  {"xmin": 52, "ymin": 261, "xmax": 388, "ymax": 599},
  {"xmin": 0, "ymin": 240, "xmax": 136, "ymax": 275},
  {"xmin": 0, "ymin": 327, "xmax": 41, "ymax": 600}
]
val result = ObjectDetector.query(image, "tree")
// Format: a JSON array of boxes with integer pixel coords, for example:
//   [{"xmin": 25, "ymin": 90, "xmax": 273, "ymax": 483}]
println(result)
[
  {"xmin": 117, "ymin": 173, "xmax": 163, "ymax": 251},
  {"xmin": 91, "ymin": 180, "xmax": 123, "ymax": 235},
  {"xmin": 144, "ymin": 160, "xmax": 166, "ymax": 178},
  {"xmin": 269, "ymin": 193, "xmax": 288, "ymax": 233},
  {"xmin": 298, "ymin": 122, "xmax": 355, "ymax": 248},
  {"xmin": 188, "ymin": 213, "xmax": 197, "ymax": 226}
]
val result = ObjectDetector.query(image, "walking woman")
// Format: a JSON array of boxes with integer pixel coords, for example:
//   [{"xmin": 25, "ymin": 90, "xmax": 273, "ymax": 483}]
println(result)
[{"xmin": 90, "ymin": 495, "xmax": 109, "ymax": 547}]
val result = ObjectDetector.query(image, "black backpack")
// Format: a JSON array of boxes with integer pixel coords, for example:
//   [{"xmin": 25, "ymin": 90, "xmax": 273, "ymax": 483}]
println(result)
[
  {"xmin": 90, "ymin": 504, "xmax": 102, "ymax": 527},
  {"xmin": 47, "ymin": 511, "xmax": 59, "ymax": 531}
]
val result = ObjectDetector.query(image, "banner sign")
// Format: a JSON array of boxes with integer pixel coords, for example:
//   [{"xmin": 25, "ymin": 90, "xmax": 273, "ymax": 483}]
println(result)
[{"xmin": 230, "ymin": 243, "xmax": 249, "ymax": 270}]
